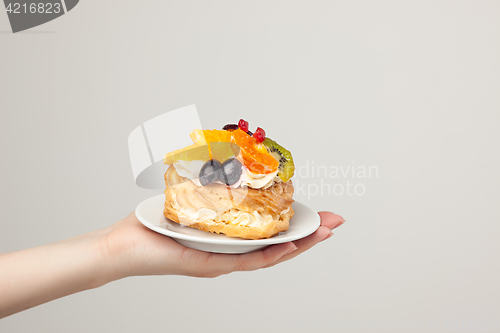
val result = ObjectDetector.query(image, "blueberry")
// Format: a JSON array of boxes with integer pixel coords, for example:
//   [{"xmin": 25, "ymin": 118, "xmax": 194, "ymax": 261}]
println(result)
[
  {"xmin": 221, "ymin": 158, "xmax": 243, "ymax": 186},
  {"xmin": 199, "ymin": 159, "xmax": 223, "ymax": 186}
]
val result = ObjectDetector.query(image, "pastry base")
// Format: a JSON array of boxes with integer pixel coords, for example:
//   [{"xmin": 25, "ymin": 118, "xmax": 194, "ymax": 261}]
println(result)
[{"xmin": 163, "ymin": 165, "xmax": 295, "ymax": 240}]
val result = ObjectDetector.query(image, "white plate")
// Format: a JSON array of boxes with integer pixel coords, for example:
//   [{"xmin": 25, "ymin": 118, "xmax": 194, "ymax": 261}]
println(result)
[{"xmin": 135, "ymin": 194, "xmax": 320, "ymax": 253}]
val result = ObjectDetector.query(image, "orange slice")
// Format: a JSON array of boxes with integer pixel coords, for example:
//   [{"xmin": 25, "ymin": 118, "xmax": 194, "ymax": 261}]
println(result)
[
  {"xmin": 231, "ymin": 129, "xmax": 279, "ymax": 174},
  {"xmin": 190, "ymin": 129, "xmax": 232, "ymax": 145}
]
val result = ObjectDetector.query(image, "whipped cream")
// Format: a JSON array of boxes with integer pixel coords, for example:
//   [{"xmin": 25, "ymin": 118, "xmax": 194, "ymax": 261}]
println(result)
[
  {"xmin": 179, "ymin": 207, "xmax": 217, "ymax": 225},
  {"xmin": 173, "ymin": 160, "xmax": 205, "ymax": 180},
  {"xmin": 222, "ymin": 209, "xmax": 271, "ymax": 227},
  {"xmin": 229, "ymin": 166, "xmax": 279, "ymax": 189},
  {"xmin": 177, "ymin": 206, "xmax": 275, "ymax": 228},
  {"xmin": 171, "ymin": 188, "xmax": 269, "ymax": 227},
  {"xmin": 173, "ymin": 159, "xmax": 279, "ymax": 190}
]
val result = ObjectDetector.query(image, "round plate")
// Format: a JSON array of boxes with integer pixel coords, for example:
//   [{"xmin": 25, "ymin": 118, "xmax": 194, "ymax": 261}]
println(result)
[{"xmin": 135, "ymin": 194, "xmax": 320, "ymax": 253}]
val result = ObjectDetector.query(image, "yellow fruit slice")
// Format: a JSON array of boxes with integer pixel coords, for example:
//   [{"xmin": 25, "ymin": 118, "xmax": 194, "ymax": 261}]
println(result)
[
  {"xmin": 209, "ymin": 142, "xmax": 240, "ymax": 163},
  {"xmin": 190, "ymin": 129, "xmax": 232, "ymax": 145},
  {"xmin": 163, "ymin": 144, "xmax": 210, "ymax": 165}
]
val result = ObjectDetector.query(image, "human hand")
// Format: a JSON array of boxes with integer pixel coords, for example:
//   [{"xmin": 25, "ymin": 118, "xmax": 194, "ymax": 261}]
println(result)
[
  {"xmin": 101, "ymin": 211, "xmax": 345, "ymax": 280},
  {"xmin": 0, "ymin": 210, "xmax": 344, "ymax": 318}
]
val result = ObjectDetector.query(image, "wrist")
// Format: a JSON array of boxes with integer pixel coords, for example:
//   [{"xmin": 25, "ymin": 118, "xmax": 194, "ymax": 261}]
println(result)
[
  {"xmin": 95, "ymin": 219, "xmax": 138, "ymax": 283},
  {"xmin": 72, "ymin": 225, "xmax": 126, "ymax": 290}
]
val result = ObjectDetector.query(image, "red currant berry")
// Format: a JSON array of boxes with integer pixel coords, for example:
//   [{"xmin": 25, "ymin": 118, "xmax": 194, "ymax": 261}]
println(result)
[
  {"xmin": 238, "ymin": 119, "xmax": 249, "ymax": 132},
  {"xmin": 253, "ymin": 127, "xmax": 266, "ymax": 143}
]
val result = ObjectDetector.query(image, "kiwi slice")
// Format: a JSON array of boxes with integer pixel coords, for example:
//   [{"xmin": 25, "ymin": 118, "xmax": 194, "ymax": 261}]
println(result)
[{"xmin": 262, "ymin": 137, "xmax": 295, "ymax": 182}]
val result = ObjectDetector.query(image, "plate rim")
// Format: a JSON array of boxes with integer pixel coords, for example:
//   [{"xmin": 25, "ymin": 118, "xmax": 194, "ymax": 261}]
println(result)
[{"xmin": 135, "ymin": 194, "xmax": 320, "ymax": 246}]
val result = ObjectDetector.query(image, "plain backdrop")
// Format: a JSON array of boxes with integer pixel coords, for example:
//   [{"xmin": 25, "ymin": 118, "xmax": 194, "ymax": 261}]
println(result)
[{"xmin": 1, "ymin": 1, "xmax": 499, "ymax": 332}]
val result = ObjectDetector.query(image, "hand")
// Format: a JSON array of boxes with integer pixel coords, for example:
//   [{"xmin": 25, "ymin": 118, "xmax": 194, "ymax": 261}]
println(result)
[
  {"xmin": 0, "ymin": 210, "xmax": 344, "ymax": 318},
  {"xmin": 102, "ymin": 211, "xmax": 345, "ymax": 279}
]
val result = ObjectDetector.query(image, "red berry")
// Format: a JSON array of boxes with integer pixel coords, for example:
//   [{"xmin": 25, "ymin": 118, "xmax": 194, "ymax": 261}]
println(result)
[
  {"xmin": 238, "ymin": 119, "xmax": 249, "ymax": 132},
  {"xmin": 253, "ymin": 127, "xmax": 266, "ymax": 143}
]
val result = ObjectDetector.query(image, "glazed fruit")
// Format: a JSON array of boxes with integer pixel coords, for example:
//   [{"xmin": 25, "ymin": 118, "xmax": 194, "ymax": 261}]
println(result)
[
  {"xmin": 190, "ymin": 129, "xmax": 232, "ymax": 144},
  {"xmin": 262, "ymin": 137, "xmax": 295, "ymax": 182},
  {"xmin": 209, "ymin": 141, "xmax": 240, "ymax": 163},
  {"xmin": 238, "ymin": 119, "xmax": 249, "ymax": 132},
  {"xmin": 221, "ymin": 158, "xmax": 243, "ymax": 186},
  {"xmin": 199, "ymin": 159, "xmax": 223, "ymax": 186},
  {"xmin": 231, "ymin": 129, "xmax": 279, "ymax": 174},
  {"xmin": 189, "ymin": 128, "xmax": 279, "ymax": 175},
  {"xmin": 253, "ymin": 127, "xmax": 266, "ymax": 143},
  {"xmin": 223, "ymin": 123, "xmax": 252, "ymax": 135},
  {"xmin": 222, "ymin": 124, "xmax": 239, "ymax": 131},
  {"xmin": 163, "ymin": 144, "xmax": 210, "ymax": 165}
]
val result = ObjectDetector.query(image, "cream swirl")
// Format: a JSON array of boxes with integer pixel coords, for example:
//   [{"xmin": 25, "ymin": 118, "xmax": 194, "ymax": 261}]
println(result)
[
  {"xmin": 221, "ymin": 209, "xmax": 272, "ymax": 227},
  {"xmin": 170, "ymin": 185, "xmax": 283, "ymax": 227},
  {"xmin": 173, "ymin": 160, "xmax": 279, "ymax": 189},
  {"xmin": 229, "ymin": 166, "xmax": 279, "ymax": 189}
]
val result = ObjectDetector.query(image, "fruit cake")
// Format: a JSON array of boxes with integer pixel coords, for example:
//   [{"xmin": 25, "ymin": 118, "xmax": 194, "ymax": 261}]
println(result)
[{"xmin": 162, "ymin": 119, "xmax": 295, "ymax": 240}]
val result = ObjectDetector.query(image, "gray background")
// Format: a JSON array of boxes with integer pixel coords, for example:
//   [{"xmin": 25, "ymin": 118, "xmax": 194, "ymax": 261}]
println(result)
[{"xmin": 1, "ymin": 1, "xmax": 499, "ymax": 332}]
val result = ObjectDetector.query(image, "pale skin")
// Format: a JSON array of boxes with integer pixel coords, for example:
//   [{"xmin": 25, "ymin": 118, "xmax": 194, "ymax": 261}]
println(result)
[{"xmin": 0, "ymin": 211, "xmax": 344, "ymax": 319}]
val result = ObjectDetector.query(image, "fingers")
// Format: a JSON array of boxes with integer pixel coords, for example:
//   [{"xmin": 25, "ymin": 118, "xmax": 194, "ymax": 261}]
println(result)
[
  {"xmin": 236, "ymin": 242, "xmax": 298, "ymax": 271},
  {"xmin": 204, "ymin": 242, "xmax": 297, "ymax": 276},
  {"xmin": 262, "ymin": 226, "xmax": 332, "ymax": 268},
  {"xmin": 292, "ymin": 225, "xmax": 332, "ymax": 250},
  {"xmin": 181, "ymin": 211, "xmax": 346, "ymax": 277},
  {"xmin": 318, "ymin": 211, "xmax": 345, "ymax": 229}
]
